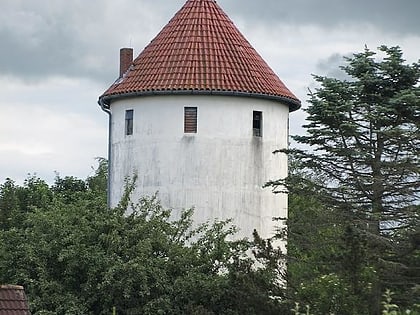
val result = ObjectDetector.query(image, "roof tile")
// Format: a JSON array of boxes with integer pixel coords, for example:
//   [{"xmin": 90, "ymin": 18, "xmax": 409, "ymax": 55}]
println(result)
[
  {"xmin": 101, "ymin": 0, "xmax": 300, "ymax": 110},
  {"xmin": 0, "ymin": 285, "xmax": 31, "ymax": 314}
]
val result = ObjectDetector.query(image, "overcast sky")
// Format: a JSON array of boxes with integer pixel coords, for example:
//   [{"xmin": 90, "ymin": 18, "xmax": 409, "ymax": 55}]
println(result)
[{"xmin": 1, "ymin": 0, "xmax": 419, "ymax": 184}]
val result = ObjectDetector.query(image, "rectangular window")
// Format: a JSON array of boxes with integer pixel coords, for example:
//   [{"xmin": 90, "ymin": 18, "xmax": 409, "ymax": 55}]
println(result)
[
  {"xmin": 253, "ymin": 111, "xmax": 262, "ymax": 137},
  {"xmin": 184, "ymin": 107, "xmax": 197, "ymax": 133},
  {"xmin": 125, "ymin": 109, "xmax": 134, "ymax": 135}
]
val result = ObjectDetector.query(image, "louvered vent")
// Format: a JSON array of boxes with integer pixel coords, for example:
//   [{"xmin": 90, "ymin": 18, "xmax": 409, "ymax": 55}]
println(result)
[{"xmin": 184, "ymin": 107, "xmax": 197, "ymax": 133}]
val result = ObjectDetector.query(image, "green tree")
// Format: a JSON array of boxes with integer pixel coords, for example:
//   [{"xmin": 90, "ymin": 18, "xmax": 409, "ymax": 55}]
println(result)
[
  {"xmin": 271, "ymin": 46, "xmax": 419, "ymax": 313},
  {"xmin": 0, "ymin": 176, "xmax": 53, "ymax": 230},
  {"xmin": 0, "ymin": 165, "xmax": 285, "ymax": 314},
  {"xmin": 267, "ymin": 162, "xmax": 374, "ymax": 314}
]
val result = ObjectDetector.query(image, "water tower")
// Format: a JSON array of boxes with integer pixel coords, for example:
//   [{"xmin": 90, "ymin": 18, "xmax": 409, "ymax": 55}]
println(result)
[{"xmin": 98, "ymin": 0, "xmax": 300, "ymax": 240}]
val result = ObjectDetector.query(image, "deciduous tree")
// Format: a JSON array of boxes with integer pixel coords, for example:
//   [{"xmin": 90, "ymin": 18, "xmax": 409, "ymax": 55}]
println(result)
[{"xmin": 0, "ymin": 164, "xmax": 285, "ymax": 314}]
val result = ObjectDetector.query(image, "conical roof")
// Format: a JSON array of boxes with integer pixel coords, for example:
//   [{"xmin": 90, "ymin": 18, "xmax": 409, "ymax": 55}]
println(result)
[{"xmin": 100, "ymin": 0, "xmax": 300, "ymax": 111}]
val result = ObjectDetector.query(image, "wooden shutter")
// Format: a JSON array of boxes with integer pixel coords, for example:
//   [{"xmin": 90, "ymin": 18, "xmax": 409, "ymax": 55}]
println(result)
[{"xmin": 184, "ymin": 107, "xmax": 197, "ymax": 133}]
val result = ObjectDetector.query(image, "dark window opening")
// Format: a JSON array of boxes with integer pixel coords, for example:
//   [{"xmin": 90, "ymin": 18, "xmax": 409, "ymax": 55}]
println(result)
[
  {"xmin": 125, "ymin": 109, "xmax": 134, "ymax": 135},
  {"xmin": 253, "ymin": 111, "xmax": 262, "ymax": 137},
  {"xmin": 184, "ymin": 107, "xmax": 197, "ymax": 133}
]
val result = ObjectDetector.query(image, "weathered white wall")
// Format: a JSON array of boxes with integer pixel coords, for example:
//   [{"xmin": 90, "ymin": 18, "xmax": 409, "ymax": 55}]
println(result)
[{"xmin": 109, "ymin": 94, "xmax": 289, "ymax": 240}]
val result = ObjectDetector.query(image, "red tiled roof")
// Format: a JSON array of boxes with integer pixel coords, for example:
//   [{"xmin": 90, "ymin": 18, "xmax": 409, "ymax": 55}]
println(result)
[
  {"xmin": 0, "ymin": 285, "xmax": 31, "ymax": 315},
  {"xmin": 100, "ymin": 0, "xmax": 300, "ymax": 111}
]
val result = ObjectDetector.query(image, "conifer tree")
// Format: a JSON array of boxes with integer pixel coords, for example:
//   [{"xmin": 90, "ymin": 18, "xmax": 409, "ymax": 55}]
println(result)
[{"xmin": 273, "ymin": 46, "xmax": 419, "ymax": 313}]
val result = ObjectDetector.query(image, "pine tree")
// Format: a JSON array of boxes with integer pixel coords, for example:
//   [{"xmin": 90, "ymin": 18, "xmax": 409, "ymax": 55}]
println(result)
[{"xmin": 274, "ymin": 46, "xmax": 419, "ymax": 313}]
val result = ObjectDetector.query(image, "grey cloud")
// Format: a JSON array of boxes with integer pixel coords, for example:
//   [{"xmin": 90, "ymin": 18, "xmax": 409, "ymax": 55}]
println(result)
[
  {"xmin": 315, "ymin": 53, "xmax": 352, "ymax": 79},
  {"xmin": 221, "ymin": 0, "xmax": 420, "ymax": 36},
  {"xmin": 0, "ymin": 29, "xmax": 87, "ymax": 79},
  {"xmin": 0, "ymin": 4, "xmax": 102, "ymax": 81},
  {"xmin": 0, "ymin": 0, "xmax": 418, "ymax": 84},
  {"xmin": 0, "ymin": 0, "xmax": 183, "ymax": 82}
]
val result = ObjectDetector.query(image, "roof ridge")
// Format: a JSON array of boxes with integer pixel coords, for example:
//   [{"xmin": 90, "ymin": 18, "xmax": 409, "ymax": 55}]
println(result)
[{"xmin": 0, "ymin": 285, "xmax": 24, "ymax": 290}]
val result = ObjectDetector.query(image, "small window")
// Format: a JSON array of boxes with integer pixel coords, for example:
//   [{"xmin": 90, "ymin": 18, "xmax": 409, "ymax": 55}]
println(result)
[
  {"xmin": 184, "ymin": 107, "xmax": 197, "ymax": 133},
  {"xmin": 253, "ymin": 111, "xmax": 262, "ymax": 137},
  {"xmin": 125, "ymin": 109, "xmax": 133, "ymax": 135}
]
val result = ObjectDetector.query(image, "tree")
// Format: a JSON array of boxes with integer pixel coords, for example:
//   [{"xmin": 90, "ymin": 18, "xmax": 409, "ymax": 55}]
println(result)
[
  {"xmin": 270, "ymin": 46, "xmax": 419, "ymax": 313},
  {"xmin": 267, "ymin": 161, "xmax": 374, "ymax": 314},
  {"xmin": 0, "ymin": 176, "xmax": 53, "ymax": 230},
  {"xmin": 0, "ymin": 165, "xmax": 286, "ymax": 314}
]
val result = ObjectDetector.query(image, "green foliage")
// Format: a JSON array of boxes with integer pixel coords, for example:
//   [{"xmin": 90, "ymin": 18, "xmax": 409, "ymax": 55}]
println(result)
[
  {"xmin": 281, "ymin": 168, "xmax": 374, "ymax": 314},
  {"xmin": 290, "ymin": 290, "xmax": 420, "ymax": 315},
  {"xmin": 0, "ymin": 160, "xmax": 285, "ymax": 314},
  {"xmin": 381, "ymin": 290, "xmax": 420, "ymax": 315},
  {"xmin": 268, "ymin": 46, "xmax": 419, "ymax": 314},
  {"xmin": 291, "ymin": 303, "xmax": 311, "ymax": 315}
]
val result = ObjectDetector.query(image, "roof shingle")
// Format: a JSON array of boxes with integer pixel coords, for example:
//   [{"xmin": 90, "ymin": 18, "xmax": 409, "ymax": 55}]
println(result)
[
  {"xmin": 0, "ymin": 285, "xmax": 31, "ymax": 315},
  {"xmin": 100, "ymin": 0, "xmax": 300, "ymax": 111}
]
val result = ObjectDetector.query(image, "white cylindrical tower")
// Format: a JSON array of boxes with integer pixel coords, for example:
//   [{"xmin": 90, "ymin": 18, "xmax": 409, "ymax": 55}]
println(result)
[{"xmin": 98, "ymin": 0, "xmax": 300, "ymax": 240}]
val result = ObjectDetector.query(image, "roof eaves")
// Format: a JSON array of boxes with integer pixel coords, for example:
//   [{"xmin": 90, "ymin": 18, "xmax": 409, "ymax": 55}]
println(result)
[{"xmin": 98, "ymin": 89, "xmax": 301, "ymax": 112}]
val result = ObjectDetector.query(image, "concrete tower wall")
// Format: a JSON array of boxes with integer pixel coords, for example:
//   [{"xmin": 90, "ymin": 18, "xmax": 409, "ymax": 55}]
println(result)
[{"xmin": 109, "ymin": 94, "xmax": 288, "ymax": 240}]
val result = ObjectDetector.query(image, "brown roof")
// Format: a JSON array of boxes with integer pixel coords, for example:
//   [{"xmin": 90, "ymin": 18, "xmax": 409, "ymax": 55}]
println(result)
[
  {"xmin": 100, "ymin": 0, "xmax": 300, "ymax": 111},
  {"xmin": 0, "ymin": 285, "xmax": 31, "ymax": 315}
]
